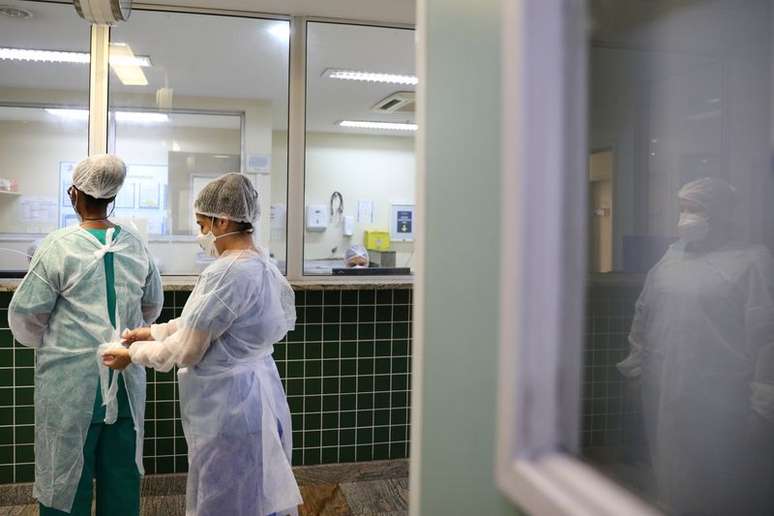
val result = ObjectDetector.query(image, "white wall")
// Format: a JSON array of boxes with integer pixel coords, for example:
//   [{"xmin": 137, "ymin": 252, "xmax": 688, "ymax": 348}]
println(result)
[
  {"xmin": 110, "ymin": 91, "xmax": 278, "ymax": 247},
  {"xmin": 0, "ymin": 118, "xmax": 244, "ymax": 273},
  {"xmin": 273, "ymin": 130, "xmax": 416, "ymax": 268},
  {"xmin": 0, "ymin": 120, "xmax": 86, "ymax": 234},
  {"xmin": 0, "ymin": 86, "xmax": 288, "ymax": 273}
]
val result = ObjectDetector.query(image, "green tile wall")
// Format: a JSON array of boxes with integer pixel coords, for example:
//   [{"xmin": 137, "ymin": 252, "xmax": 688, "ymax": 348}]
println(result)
[
  {"xmin": 582, "ymin": 283, "xmax": 643, "ymax": 451},
  {"xmin": 0, "ymin": 287, "xmax": 413, "ymax": 484}
]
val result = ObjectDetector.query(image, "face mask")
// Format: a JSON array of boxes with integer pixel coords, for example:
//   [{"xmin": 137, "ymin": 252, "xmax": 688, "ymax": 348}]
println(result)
[
  {"xmin": 196, "ymin": 220, "xmax": 242, "ymax": 258},
  {"xmin": 678, "ymin": 212, "xmax": 710, "ymax": 243},
  {"xmin": 196, "ymin": 231, "xmax": 218, "ymax": 257}
]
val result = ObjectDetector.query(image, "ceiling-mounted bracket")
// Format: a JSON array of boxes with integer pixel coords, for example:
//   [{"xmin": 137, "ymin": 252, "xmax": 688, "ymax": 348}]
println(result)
[{"xmin": 73, "ymin": 0, "xmax": 131, "ymax": 25}]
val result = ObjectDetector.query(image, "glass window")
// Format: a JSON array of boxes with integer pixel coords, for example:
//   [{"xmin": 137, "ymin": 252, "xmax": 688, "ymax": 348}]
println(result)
[
  {"xmin": 108, "ymin": 11, "xmax": 290, "ymax": 274},
  {"xmin": 0, "ymin": 1, "xmax": 89, "ymax": 273},
  {"xmin": 582, "ymin": 1, "xmax": 774, "ymax": 514},
  {"xmin": 303, "ymin": 22, "xmax": 416, "ymax": 276}
]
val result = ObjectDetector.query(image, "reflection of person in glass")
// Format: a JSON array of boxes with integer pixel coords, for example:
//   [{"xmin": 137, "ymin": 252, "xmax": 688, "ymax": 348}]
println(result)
[{"xmin": 618, "ymin": 177, "xmax": 774, "ymax": 515}]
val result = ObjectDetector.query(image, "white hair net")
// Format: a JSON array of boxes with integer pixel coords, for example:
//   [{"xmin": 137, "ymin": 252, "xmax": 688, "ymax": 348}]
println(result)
[
  {"xmin": 194, "ymin": 173, "xmax": 260, "ymax": 223},
  {"xmin": 72, "ymin": 154, "xmax": 127, "ymax": 199},
  {"xmin": 345, "ymin": 244, "xmax": 369, "ymax": 265},
  {"xmin": 678, "ymin": 177, "xmax": 737, "ymax": 221}
]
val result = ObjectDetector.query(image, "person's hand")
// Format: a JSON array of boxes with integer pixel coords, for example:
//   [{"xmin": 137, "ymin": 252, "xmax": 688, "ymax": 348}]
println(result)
[
  {"xmin": 102, "ymin": 347, "xmax": 132, "ymax": 370},
  {"xmin": 122, "ymin": 327, "xmax": 152, "ymax": 344}
]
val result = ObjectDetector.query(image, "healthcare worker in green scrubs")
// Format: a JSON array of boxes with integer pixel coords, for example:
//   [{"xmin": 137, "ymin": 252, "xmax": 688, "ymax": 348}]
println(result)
[{"xmin": 9, "ymin": 154, "xmax": 163, "ymax": 515}]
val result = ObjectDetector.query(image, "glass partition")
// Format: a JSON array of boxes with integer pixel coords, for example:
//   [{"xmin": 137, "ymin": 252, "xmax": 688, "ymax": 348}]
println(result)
[
  {"xmin": 108, "ymin": 10, "xmax": 290, "ymax": 274},
  {"xmin": 303, "ymin": 22, "xmax": 416, "ymax": 276},
  {"xmin": 581, "ymin": 1, "xmax": 774, "ymax": 514},
  {"xmin": 0, "ymin": 1, "xmax": 89, "ymax": 273}
]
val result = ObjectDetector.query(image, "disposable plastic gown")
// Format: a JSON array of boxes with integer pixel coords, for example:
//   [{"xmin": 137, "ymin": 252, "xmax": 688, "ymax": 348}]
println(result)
[
  {"xmin": 128, "ymin": 249, "xmax": 301, "ymax": 516},
  {"xmin": 618, "ymin": 241, "xmax": 774, "ymax": 515},
  {"xmin": 8, "ymin": 226, "xmax": 163, "ymax": 512}
]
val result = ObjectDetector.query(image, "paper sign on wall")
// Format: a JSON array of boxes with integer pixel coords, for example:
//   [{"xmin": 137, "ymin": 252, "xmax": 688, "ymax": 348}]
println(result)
[
  {"xmin": 21, "ymin": 196, "xmax": 57, "ymax": 232},
  {"xmin": 357, "ymin": 200, "xmax": 374, "ymax": 224},
  {"xmin": 270, "ymin": 204, "xmax": 286, "ymax": 231},
  {"xmin": 246, "ymin": 154, "xmax": 271, "ymax": 174}
]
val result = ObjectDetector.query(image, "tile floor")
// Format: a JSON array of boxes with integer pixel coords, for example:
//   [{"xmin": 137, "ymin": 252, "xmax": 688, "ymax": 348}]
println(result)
[{"xmin": 0, "ymin": 460, "xmax": 409, "ymax": 516}]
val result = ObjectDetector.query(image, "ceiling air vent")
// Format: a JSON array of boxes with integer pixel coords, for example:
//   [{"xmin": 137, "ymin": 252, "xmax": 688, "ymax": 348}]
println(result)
[
  {"xmin": 0, "ymin": 5, "xmax": 33, "ymax": 19},
  {"xmin": 372, "ymin": 91, "xmax": 415, "ymax": 114}
]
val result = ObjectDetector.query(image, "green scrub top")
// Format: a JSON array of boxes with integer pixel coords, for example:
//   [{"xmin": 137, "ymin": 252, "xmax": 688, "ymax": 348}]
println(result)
[{"xmin": 88, "ymin": 226, "xmax": 132, "ymax": 422}]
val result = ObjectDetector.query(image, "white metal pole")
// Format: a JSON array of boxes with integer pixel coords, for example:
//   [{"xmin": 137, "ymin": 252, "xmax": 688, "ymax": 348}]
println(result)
[
  {"xmin": 286, "ymin": 17, "xmax": 307, "ymax": 280},
  {"xmin": 88, "ymin": 24, "xmax": 110, "ymax": 155}
]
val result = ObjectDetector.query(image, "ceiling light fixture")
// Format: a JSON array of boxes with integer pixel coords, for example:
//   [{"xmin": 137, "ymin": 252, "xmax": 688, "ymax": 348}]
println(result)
[
  {"xmin": 0, "ymin": 46, "xmax": 151, "ymax": 67},
  {"xmin": 115, "ymin": 111, "xmax": 169, "ymax": 123},
  {"xmin": 338, "ymin": 120, "xmax": 417, "ymax": 131},
  {"xmin": 268, "ymin": 22, "xmax": 290, "ymax": 41},
  {"xmin": 109, "ymin": 43, "xmax": 148, "ymax": 86},
  {"xmin": 45, "ymin": 108, "xmax": 89, "ymax": 121},
  {"xmin": 323, "ymin": 68, "xmax": 417, "ymax": 86},
  {"xmin": 1, "ymin": 47, "xmax": 89, "ymax": 64}
]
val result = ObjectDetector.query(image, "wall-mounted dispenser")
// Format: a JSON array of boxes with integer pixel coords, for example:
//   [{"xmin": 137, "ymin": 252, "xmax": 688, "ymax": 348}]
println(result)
[
  {"xmin": 343, "ymin": 215, "xmax": 354, "ymax": 236},
  {"xmin": 306, "ymin": 204, "xmax": 328, "ymax": 231}
]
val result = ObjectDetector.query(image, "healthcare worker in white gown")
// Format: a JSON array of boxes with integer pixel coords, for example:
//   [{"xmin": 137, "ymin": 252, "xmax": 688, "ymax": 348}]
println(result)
[
  {"xmin": 618, "ymin": 177, "xmax": 774, "ymax": 515},
  {"xmin": 103, "ymin": 173, "xmax": 302, "ymax": 516}
]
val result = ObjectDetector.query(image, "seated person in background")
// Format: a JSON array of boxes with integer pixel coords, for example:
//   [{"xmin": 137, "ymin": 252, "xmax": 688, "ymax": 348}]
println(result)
[{"xmin": 346, "ymin": 244, "xmax": 369, "ymax": 268}]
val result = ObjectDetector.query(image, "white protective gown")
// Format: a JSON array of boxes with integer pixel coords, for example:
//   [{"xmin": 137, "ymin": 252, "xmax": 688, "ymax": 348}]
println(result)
[
  {"xmin": 128, "ymin": 249, "xmax": 301, "ymax": 516},
  {"xmin": 619, "ymin": 241, "xmax": 774, "ymax": 515},
  {"xmin": 8, "ymin": 225, "xmax": 163, "ymax": 512}
]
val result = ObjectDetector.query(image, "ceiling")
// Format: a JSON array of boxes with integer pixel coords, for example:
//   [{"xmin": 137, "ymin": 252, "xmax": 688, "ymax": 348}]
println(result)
[
  {"xmin": 0, "ymin": 0, "xmax": 416, "ymax": 135},
  {"xmin": 307, "ymin": 22, "xmax": 415, "ymax": 134},
  {"xmin": 137, "ymin": 0, "xmax": 415, "ymax": 25}
]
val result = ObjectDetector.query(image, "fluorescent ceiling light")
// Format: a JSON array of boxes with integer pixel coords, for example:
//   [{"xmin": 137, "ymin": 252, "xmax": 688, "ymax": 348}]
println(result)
[
  {"xmin": 109, "ymin": 43, "xmax": 148, "ymax": 86},
  {"xmin": 0, "ymin": 48, "xmax": 90, "ymax": 64},
  {"xmin": 115, "ymin": 112, "xmax": 169, "ymax": 123},
  {"xmin": 338, "ymin": 120, "xmax": 417, "ymax": 131},
  {"xmin": 324, "ymin": 68, "xmax": 417, "ymax": 86},
  {"xmin": 268, "ymin": 22, "xmax": 290, "ymax": 40},
  {"xmin": 46, "ymin": 108, "xmax": 89, "ymax": 121},
  {"xmin": 46, "ymin": 109, "xmax": 169, "ymax": 124},
  {"xmin": 0, "ymin": 46, "xmax": 151, "ymax": 67}
]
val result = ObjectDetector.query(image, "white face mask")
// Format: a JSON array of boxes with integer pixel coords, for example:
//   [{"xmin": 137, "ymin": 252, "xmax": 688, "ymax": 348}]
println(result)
[
  {"xmin": 196, "ymin": 220, "xmax": 241, "ymax": 258},
  {"xmin": 678, "ymin": 212, "xmax": 710, "ymax": 243}
]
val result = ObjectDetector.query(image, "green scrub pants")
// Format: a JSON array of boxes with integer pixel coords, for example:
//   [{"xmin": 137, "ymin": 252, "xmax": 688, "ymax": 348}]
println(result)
[{"xmin": 39, "ymin": 417, "xmax": 140, "ymax": 516}]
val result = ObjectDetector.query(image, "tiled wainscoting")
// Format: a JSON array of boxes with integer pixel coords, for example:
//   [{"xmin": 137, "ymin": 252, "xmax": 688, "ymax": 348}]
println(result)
[
  {"xmin": 582, "ymin": 279, "xmax": 645, "ymax": 454},
  {"xmin": 0, "ymin": 285, "xmax": 413, "ymax": 484}
]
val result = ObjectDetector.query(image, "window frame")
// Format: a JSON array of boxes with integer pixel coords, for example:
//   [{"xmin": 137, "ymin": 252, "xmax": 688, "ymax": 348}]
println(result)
[
  {"xmin": 293, "ymin": 18, "xmax": 417, "ymax": 282},
  {"xmin": 97, "ymin": 6, "xmax": 414, "ymax": 282},
  {"xmin": 95, "ymin": 5, "xmax": 293, "ymax": 273},
  {"xmin": 0, "ymin": 2, "xmax": 416, "ymax": 283},
  {"xmin": 495, "ymin": 0, "xmax": 659, "ymax": 514}
]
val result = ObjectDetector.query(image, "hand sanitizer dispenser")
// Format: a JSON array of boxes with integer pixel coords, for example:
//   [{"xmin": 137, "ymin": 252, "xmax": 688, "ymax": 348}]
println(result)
[
  {"xmin": 306, "ymin": 205, "xmax": 328, "ymax": 231},
  {"xmin": 343, "ymin": 215, "xmax": 354, "ymax": 236}
]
